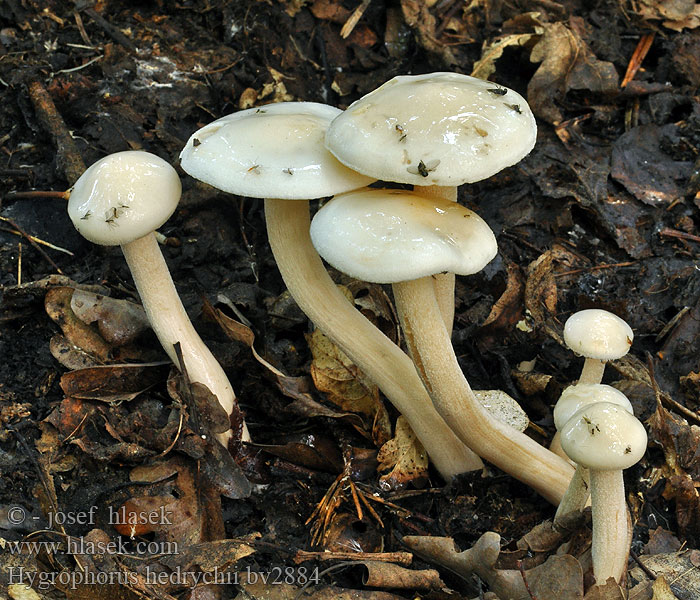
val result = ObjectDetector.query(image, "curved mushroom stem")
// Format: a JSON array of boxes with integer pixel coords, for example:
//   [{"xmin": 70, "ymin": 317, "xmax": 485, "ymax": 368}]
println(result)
[
  {"xmin": 579, "ymin": 358, "xmax": 606, "ymax": 385},
  {"xmin": 392, "ymin": 276, "xmax": 574, "ymax": 504},
  {"xmin": 264, "ymin": 198, "xmax": 483, "ymax": 479},
  {"xmin": 589, "ymin": 469, "xmax": 631, "ymax": 585},
  {"xmin": 121, "ymin": 233, "xmax": 248, "ymax": 446},
  {"xmin": 553, "ymin": 465, "xmax": 590, "ymax": 528}
]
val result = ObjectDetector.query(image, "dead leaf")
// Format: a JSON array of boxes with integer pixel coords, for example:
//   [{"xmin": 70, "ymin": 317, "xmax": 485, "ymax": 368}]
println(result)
[
  {"xmin": 307, "ymin": 328, "xmax": 391, "ymax": 447},
  {"xmin": 583, "ymin": 579, "xmax": 626, "ymax": 599},
  {"xmin": 254, "ymin": 433, "xmax": 344, "ymax": 473},
  {"xmin": 60, "ymin": 362, "xmax": 169, "ymax": 403},
  {"xmin": 611, "ymin": 124, "xmax": 693, "ymax": 206},
  {"xmin": 361, "ymin": 560, "xmax": 444, "ymax": 590},
  {"xmin": 70, "ymin": 289, "xmax": 149, "ymax": 347},
  {"xmin": 629, "ymin": 552, "xmax": 700, "ymax": 598},
  {"xmin": 526, "ymin": 554, "xmax": 584, "ymax": 600},
  {"xmin": 635, "ymin": 0, "xmax": 700, "ymax": 30},
  {"xmin": 528, "ymin": 20, "xmax": 618, "ymax": 124},
  {"xmin": 45, "ymin": 287, "xmax": 111, "ymax": 360},
  {"xmin": 50, "ymin": 334, "xmax": 99, "ymax": 370},
  {"xmin": 376, "ymin": 416, "xmax": 428, "ymax": 491},
  {"xmin": 400, "ymin": 0, "xmax": 455, "ymax": 67},
  {"xmin": 236, "ymin": 581, "xmax": 406, "ymax": 599},
  {"xmin": 652, "ymin": 576, "xmax": 679, "ymax": 599},
  {"xmin": 472, "ymin": 32, "xmax": 540, "ymax": 80}
]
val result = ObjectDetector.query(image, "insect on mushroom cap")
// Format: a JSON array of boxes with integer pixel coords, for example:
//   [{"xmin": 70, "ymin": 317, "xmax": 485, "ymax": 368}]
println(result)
[
  {"xmin": 179, "ymin": 102, "xmax": 374, "ymax": 200},
  {"xmin": 559, "ymin": 402, "xmax": 647, "ymax": 470},
  {"xmin": 563, "ymin": 309, "xmax": 634, "ymax": 361},
  {"xmin": 68, "ymin": 151, "xmax": 181, "ymax": 246},
  {"xmin": 310, "ymin": 187, "xmax": 497, "ymax": 283},
  {"xmin": 325, "ymin": 72, "xmax": 537, "ymax": 186}
]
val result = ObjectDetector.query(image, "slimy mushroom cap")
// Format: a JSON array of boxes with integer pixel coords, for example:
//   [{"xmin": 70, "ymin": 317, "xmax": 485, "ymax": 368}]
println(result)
[
  {"xmin": 559, "ymin": 402, "xmax": 647, "ymax": 470},
  {"xmin": 325, "ymin": 72, "xmax": 537, "ymax": 186},
  {"xmin": 309, "ymin": 187, "xmax": 497, "ymax": 283},
  {"xmin": 563, "ymin": 309, "xmax": 634, "ymax": 361},
  {"xmin": 68, "ymin": 151, "xmax": 181, "ymax": 246},
  {"xmin": 179, "ymin": 102, "xmax": 374, "ymax": 199}
]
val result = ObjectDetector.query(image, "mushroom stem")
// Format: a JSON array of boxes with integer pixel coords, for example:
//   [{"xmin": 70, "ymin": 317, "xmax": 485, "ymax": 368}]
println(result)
[
  {"xmin": 392, "ymin": 275, "xmax": 574, "ymax": 504},
  {"xmin": 121, "ymin": 233, "xmax": 248, "ymax": 445},
  {"xmin": 419, "ymin": 184, "xmax": 457, "ymax": 335},
  {"xmin": 264, "ymin": 198, "xmax": 483, "ymax": 478},
  {"xmin": 589, "ymin": 469, "xmax": 630, "ymax": 584},
  {"xmin": 553, "ymin": 465, "xmax": 590, "ymax": 527},
  {"xmin": 579, "ymin": 358, "xmax": 606, "ymax": 384}
]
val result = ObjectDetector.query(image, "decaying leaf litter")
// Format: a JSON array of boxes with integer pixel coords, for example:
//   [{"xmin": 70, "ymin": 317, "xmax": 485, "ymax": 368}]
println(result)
[{"xmin": 1, "ymin": 0, "xmax": 699, "ymax": 598}]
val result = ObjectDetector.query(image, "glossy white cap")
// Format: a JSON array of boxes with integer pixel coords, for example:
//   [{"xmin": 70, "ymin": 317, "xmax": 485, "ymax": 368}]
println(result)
[
  {"xmin": 68, "ymin": 151, "xmax": 181, "ymax": 246},
  {"xmin": 179, "ymin": 102, "xmax": 374, "ymax": 200},
  {"xmin": 310, "ymin": 187, "xmax": 497, "ymax": 283},
  {"xmin": 554, "ymin": 383, "xmax": 632, "ymax": 431},
  {"xmin": 564, "ymin": 309, "xmax": 634, "ymax": 360},
  {"xmin": 325, "ymin": 72, "xmax": 537, "ymax": 186},
  {"xmin": 560, "ymin": 402, "xmax": 647, "ymax": 470}
]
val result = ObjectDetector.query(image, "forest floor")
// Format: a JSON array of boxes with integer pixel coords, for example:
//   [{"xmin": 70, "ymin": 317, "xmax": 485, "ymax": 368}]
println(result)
[{"xmin": 1, "ymin": 1, "xmax": 700, "ymax": 599}]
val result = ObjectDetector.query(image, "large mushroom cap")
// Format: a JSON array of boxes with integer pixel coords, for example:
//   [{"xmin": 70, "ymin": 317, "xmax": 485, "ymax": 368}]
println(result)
[
  {"xmin": 564, "ymin": 309, "xmax": 634, "ymax": 361},
  {"xmin": 553, "ymin": 383, "xmax": 632, "ymax": 431},
  {"xmin": 309, "ymin": 187, "xmax": 497, "ymax": 283},
  {"xmin": 325, "ymin": 72, "xmax": 537, "ymax": 186},
  {"xmin": 179, "ymin": 102, "xmax": 374, "ymax": 200},
  {"xmin": 68, "ymin": 151, "xmax": 181, "ymax": 246},
  {"xmin": 559, "ymin": 402, "xmax": 647, "ymax": 470}
]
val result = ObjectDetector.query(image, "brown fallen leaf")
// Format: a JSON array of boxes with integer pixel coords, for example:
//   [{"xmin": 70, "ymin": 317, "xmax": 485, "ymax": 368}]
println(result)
[
  {"xmin": 361, "ymin": 560, "xmax": 444, "ymax": 590},
  {"xmin": 307, "ymin": 328, "xmax": 391, "ymax": 447},
  {"xmin": 60, "ymin": 362, "xmax": 169, "ymax": 403},
  {"xmin": 45, "ymin": 287, "xmax": 112, "ymax": 360},
  {"xmin": 400, "ymin": 0, "xmax": 455, "ymax": 67},
  {"xmin": 648, "ymin": 401, "xmax": 700, "ymax": 538},
  {"xmin": 528, "ymin": 19, "xmax": 618, "ymax": 124},
  {"xmin": 50, "ymin": 334, "xmax": 99, "ymax": 370},
  {"xmin": 254, "ymin": 433, "xmax": 344, "ymax": 473},
  {"xmin": 70, "ymin": 289, "xmax": 149, "ymax": 347},
  {"xmin": 583, "ymin": 579, "xmax": 626, "ymax": 599},
  {"xmin": 472, "ymin": 28, "xmax": 541, "ymax": 80},
  {"xmin": 376, "ymin": 416, "xmax": 428, "ymax": 491},
  {"xmin": 236, "ymin": 581, "xmax": 406, "ymax": 600},
  {"xmin": 629, "ymin": 552, "xmax": 700, "ymax": 598}
]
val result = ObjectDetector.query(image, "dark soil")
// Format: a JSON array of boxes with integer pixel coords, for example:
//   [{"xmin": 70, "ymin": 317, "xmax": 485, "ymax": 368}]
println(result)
[{"xmin": 1, "ymin": 1, "xmax": 700, "ymax": 599}]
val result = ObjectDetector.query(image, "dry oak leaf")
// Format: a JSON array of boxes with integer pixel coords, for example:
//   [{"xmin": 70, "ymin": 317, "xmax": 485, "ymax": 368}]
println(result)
[
  {"xmin": 307, "ymin": 328, "xmax": 391, "ymax": 447},
  {"xmin": 376, "ymin": 416, "xmax": 429, "ymax": 491}
]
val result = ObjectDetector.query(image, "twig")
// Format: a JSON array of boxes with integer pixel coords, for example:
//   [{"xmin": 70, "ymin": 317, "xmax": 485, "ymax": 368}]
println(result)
[
  {"xmin": 83, "ymin": 7, "xmax": 138, "ymax": 53},
  {"xmin": 0, "ymin": 216, "xmax": 64, "ymax": 273},
  {"xmin": 294, "ymin": 550, "xmax": 413, "ymax": 565},
  {"xmin": 554, "ymin": 261, "xmax": 636, "ymax": 277},
  {"xmin": 340, "ymin": 0, "xmax": 372, "ymax": 38},
  {"xmin": 659, "ymin": 227, "xmax": 700, "ymax": 244},
  {"xmin": 629, "ymin": 549, "xmax": 657, "ymax": 581},
  {"xmin": 0, "ymin": 223, "xmax": 74, "ymax": 256},
  {"xmin": 621, "ymin": 34, "xmax": 655, "ymax": 88},
  {"xmin": 28, "ymin": 81, "xmax": 86, "ymax": 184}
]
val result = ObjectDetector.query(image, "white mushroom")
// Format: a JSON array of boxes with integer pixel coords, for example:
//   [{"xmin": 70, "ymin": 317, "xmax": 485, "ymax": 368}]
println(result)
[
  {"xmin": 311, "ymin": 187, "xmax": 573, "ymax": 503},
  {"xmin": 180, "ymin": 102, "xmax": 482, "ymax": 479},
  {"xmin": 553, "ymin": 384, "xmax": 633, "ymax": 527},
  {"xmin": 67, "ymin": 150, "xmax": 245, "ymax": 446},
  {"xmin": 563, "ymin": 309, "xmax": 634, "ymax": 384},
  {"xmin": 559, "ymin": 402, "xmax": 647, "ymax": 585}
]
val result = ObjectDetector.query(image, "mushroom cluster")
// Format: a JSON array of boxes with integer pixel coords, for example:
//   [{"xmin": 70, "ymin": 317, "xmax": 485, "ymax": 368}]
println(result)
[{"xmin": 551, "ymin": 310, "xmax": 647, "ymax": 586}]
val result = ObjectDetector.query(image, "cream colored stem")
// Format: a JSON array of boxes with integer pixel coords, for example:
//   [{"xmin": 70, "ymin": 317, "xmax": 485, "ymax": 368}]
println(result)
[
  {"xmin": 264, "ymin": 198, "xmax": 483, "ymax": 478},
  {"xmin": 393, "ymin": 276, "xmax": 574, "ymax": 504},
  {"xmin": 553, "ymin": 465, "xmax": 590, "ymax": 527},
  {"xmin": 579, "ymin": 358, "xmax": 605, "ymax": 384},
  {"xmin": 550, "ymin": 431, "xmax": 576, "ymax": 463},
  {"xmin": 589, "ymin": 469, "xmax": 630, "ymax": 584},
  {"xmin": 121, "ymin": 233, "xmax": 246, "ymax": 446},
  {"xmin": 419, "ymin": 185, "xmax": 456, "ymax": 335}
]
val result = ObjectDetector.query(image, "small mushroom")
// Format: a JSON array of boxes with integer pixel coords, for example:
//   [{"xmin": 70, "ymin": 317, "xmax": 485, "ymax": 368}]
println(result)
[
  {"xmin": 67, "ymin": 151, "xmax": 246, "ymax": 446},
  {"xmin": 180, "ymin": 102, "xmax": 482, "ymax": 479},
  {"xmin": 563, "ymin": 309, "xmax": 634, "ymax": 385},
  {"xmin": 553, "ymin": 384, "xmax": 633, "ymax": 527},
  {"xmin": 559, "ymin": 402, "xmax": 647, "ymax": 585}
]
